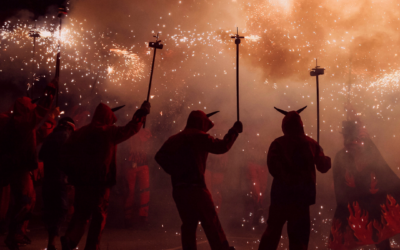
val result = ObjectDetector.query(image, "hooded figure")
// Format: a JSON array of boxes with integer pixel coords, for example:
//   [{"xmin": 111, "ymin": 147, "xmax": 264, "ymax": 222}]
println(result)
[
  {"xmin": 0, "ymin": 82, "xmax": 55, "ymax": 250},
  {"xmin": 39, "ymin": 117, "xmax": 75, "ymax": 250},
  {"xmin": 155, "ymin": 110, "xmax": 242, "ymax": 250},
  {"xmin": 61, "ymin": 101, "xmax": 150, "ymax": 250},
  {"xmin": 329, "ymin": 120, "xmax": 400, "ymax": 250},
  {"xmin": 258, "ymin": 107, "xmax": 331, "ymax": 250},
  {"xmin": 121, "ymin": 128, "xmax": 152, "ymax": 228}
]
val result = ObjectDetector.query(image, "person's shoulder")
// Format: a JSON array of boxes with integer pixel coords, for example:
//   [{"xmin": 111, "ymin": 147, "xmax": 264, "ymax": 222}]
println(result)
[
  {"xmin": 305, "ymin": 136, "xmax": 318, "ymax": 144},
  {"xmin": 272, "ymin": 136, "xmax": 285, "ymax": 143}
]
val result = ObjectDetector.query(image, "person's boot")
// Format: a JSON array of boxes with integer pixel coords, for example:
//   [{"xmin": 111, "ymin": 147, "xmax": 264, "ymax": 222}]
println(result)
[
  {"xmin": 4, "ymin": 236, "xmax": 20, "ymax": 250},
  {"xmin": 60, "ymin": 236, "xmax": 72, "ymax": 250},
  {"xmin": 47, "ymin": 245, "xmax": 57, "ymax": 250}
]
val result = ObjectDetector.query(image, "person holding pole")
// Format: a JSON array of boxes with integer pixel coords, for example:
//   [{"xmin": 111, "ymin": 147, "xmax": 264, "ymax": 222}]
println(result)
[
  {"xmin": 155, "ymin": 110, "xmax": 242, "ymax": 250},
  {"xmin": 258, "ymin": 106, "xmax": 331, "ymax": 250}
]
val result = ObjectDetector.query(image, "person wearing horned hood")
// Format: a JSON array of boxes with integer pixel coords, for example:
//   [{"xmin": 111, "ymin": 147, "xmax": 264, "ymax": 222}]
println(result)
[
  {"xmin": 39, "ymin": 117, "xmax": 76, "ymax": 250},
  {"xmin": 258, "ymin": 106, "xmax": 331, "ymax": 250},
  {"xmin": 0, "ymin": 81, "xmax": 56, "ymax": 250},
  {"xmin": 155, "ymin": 110, "xmax": 242, "ymax": 250},
  {"xmin": 60, "ymin": 101, "xmax": 150, "ymax": 250},
  {"xmin": 329, "ymin": 108, "xmax": 400, "ymax": 250}
]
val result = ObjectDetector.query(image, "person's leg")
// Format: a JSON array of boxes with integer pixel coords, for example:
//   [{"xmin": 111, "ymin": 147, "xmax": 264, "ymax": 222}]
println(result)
[
  {"xmin": 6, "ymin": 171, "xmax": 35, "ymax": 247},
  {"xmin": 0, "ymin": 185, "xmax": 10, "ymax": 233},
  {"xmin": 137, "ymin": 165, "xmax": 150, "ymax": 224},
  {"xmin": 258, "ymin": 205, "xmax": 287, "ymax": 250},
  {"xmin": 43, "ymin": 183, "xmax": 68, "ymax": 250},
  {"xmin": 173, "ymin": 188, "xmax": 199, "ymax": 250},
  {"xmin": 63, "ymin": 187, "xmax": 93, "ymax": 249},
  {"xmin": 123, "ymin": 168, "xmax": 137, "ymax": 227},
  {"xmin": 376, "ymin": 239, "xmax": 391, "ymax": 250},
  {"xmin": 84, "ymin": 188, "xmax": 110, "ymax": 250},
  {"xmin": 212, "ymin": 172, "xmax": 224, "ymax": 213},
  {"xmin": 287, "ymin": 206, "xmax": 310, "ymax": 250},
  {"xmin": 197, "ymin": 188, "xmax": 230, "ymax": 250}
]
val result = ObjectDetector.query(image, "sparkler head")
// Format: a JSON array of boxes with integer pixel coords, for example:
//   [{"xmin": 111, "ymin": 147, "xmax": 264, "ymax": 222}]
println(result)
[
  {"xmin": 29, "ymin": 30, "xmax": 40, "ymax": 38},
  {"xmin": 310, "ymin": 66, "xmax": 325, "ymax": 76},
  {"xmin": 58, "ymin": 6, "xmax": 68, "ymax": 18},
  {"xmin": 231, "ymin": 27, "xmax": 245, "ymax": 44}
]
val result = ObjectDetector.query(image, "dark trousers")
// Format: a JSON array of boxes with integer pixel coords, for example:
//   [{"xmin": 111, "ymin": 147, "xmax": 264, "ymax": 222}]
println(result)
[
  {"xmin": 8, "ymin": 170, "xmax": 35, "ymax": 238},
  {"xmin": 259, "ymin": 204, "xmax": 310, "ymax": 250},
  {"xmin": 64, "ymin": 187, "xmax": 110, "ymax": 250},
  {"xmin": 173, "ymin": 187, "xmax": 230, "ymax": 250},
  {"xmin": 123, "ymin": 165, "xmax": 150, "ymax": 222},
  {"xmin": 42, "ymin": 181, "xmax": 68, "ymax": 237}
]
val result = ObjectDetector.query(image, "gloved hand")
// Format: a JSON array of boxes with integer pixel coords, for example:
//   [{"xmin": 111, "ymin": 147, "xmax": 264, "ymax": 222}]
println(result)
[
  {"xmin": 133, "ymin": 101, "xmax": 151, "ymax": 120},
  {"xmin": 232, "ymin": 121, "xmax": 243, "ymax": 134}
]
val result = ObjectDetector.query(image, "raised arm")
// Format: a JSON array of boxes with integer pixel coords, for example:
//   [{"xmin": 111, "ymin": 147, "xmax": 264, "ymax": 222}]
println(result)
[
  {"xmin": 201, "ymin": 121, "xmax": 242, "ymax": 154},
  {"xmin": 314, "ymin": 144, "xmax": 331, "ymax": 173},
  {"xmin": 112, "ymin": 101, "xmax": 151, "ymax": 144}
]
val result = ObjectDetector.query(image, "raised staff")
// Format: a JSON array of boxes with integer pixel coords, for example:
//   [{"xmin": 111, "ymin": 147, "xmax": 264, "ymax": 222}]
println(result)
[
  {"xmin": 310, "ymin": 59, "xmax": 325, "ymax": 144},
  {"xmin": 28, "ymin": 27, "xmax": 40, "ymax": 97},
  {"xmin": 144, "ymin": 33, "xmax": 163, "ymax": 128},
  {"xmin": 231, "ymin": 28, "xmax": 244, "ymax": 121},
  {"xmin": 55, "ymin": 6, "xmax": 67, "ymax": 107}
]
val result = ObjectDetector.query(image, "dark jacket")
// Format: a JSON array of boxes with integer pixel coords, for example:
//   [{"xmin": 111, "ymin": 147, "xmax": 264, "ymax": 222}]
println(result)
[
  {"xmin": 0, "ymin": 97, "xmax": 50, "ymax": 172},
  {"xmin": 39, "ymin": 126, "xmax": 71, "ymax": 185},
  {"xmin": 63, "ymin": 103, "xmax": 143, "ymax": 187},
  {"xmin": 155, "ymin": 110, "xmax": 238, "ymax": 188},
  {"xmin": 267, "ymin": 111, "xmax": 331, "ymax": 206}
]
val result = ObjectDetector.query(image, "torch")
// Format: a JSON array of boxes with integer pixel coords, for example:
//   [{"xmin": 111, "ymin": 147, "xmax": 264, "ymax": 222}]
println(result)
[
  {"xmin": 310, "ymin": 60, "xmax": 325, "ymax": 144},
  {"xmin": 231, "ymin": 28, "xmax": 244, "ymax": 121},
  {"xmin": 143, "ymin": 33, "xmax": 163, "ymax": 128},
  {"xmin": 28, "ymin": 28, "xmax": 40, "ymax": 97}
]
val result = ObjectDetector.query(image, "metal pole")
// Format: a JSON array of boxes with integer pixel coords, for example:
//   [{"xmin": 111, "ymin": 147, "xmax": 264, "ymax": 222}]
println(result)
[
  {"xmin": 231, "ymin": 28, "xmax": 244, "ymax": 122},
  {"xmin": 236, "ymin": 40, "xmax": 239, "ymax": 121},
  {"xmin": 316, "ymin": 75, "xmax": 320, "ymax": 144},
  {"xmin": 146, "ymin": 48, "xmax": 157, "ymax": 102}
]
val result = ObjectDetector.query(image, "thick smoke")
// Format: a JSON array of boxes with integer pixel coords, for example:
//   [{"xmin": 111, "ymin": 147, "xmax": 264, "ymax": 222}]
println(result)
[{"xmin": 1, "ymin": 0, "xmax": 400, "ymax": 246}]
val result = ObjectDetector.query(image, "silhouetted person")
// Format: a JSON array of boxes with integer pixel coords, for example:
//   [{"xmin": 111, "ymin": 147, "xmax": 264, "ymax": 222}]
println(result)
[
  {"xmin": 60, "ymin": 101, "xmax": 150, "ymax": 250},
  {"xmin": 39, "ymin": 117, "xmax": 76, "ymax": 250},
  {"xmin": 258, "ymin": 107, "xmax": 331, "ymax": 250},
  {"xmin": 122, "ymin": 128, "xmax": 152, "ymax": 229},
  {"xmin": 155, "ymin": 110, "xmax": 242, "ymax": 250},
  {"xmin": 329, "ymin": 119, "xmax": 400, "ymax": 250},
  {"xmin": 0, "ymin": 81, "xmax": 56, "ymax": 250}
]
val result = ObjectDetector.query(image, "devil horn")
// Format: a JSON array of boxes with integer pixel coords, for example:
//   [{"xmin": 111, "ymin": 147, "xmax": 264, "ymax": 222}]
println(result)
[
  {"xmin": 274, "ymin": 107, "xmax": 288, "ymax": 115},
  {"xmin": 296, "ymin": 106, "xmax": 307, "ymax": 114},
  {"xmin": 111, "ymin": 105, "xmax": 125, "ymax": 112},
  {"xmin": 206, "ymin": 111, "xmax": 220, "ymax": 117}
]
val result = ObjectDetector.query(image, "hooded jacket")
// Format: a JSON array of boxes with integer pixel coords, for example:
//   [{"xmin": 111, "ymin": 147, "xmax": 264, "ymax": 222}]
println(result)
[
  {"xmin": 267, "ymin": 111, "xmax": 331, "ymax": 206},
  {"xmin": 63, "ymin": 103, "xmax": 143, "ymax": 187},
  {"xmin": 155, "ymin": 110, "xmax": 238, "ymax": 188},
  {"xmin": 0, "ymin": 97, "xmax": 51, "ymax": 173}
]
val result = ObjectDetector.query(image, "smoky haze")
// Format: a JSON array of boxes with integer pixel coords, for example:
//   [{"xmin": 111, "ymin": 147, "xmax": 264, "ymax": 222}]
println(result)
[{"xmin": 1, "ymin": 0, "xmax": 400, "ymax": 247}]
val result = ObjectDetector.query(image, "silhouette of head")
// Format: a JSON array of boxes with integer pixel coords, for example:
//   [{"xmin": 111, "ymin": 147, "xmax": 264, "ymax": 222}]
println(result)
[
  {"xmin": 274, "ymin": 106, "xmax": 307, "ymax": 136},
  {"xmin": 186, "ymin": 110, "xmax": 216, "ymax": 132},
  {"xmin": 92, "ymin": 103, "xmax": 117, "ymax": 125},
  {"xmin": 58, "ymin": 117, "xmax": 76, "ymax": 131}
]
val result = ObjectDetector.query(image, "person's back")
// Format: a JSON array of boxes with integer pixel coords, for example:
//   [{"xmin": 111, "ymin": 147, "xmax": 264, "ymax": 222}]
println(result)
[
  {"xmin": 61, "ymin": 101, "xmax": 150, "ymax": 250},
  {"xmin": 39, "ymin": 117, "xmax": 75, "ymax": 250},
  {"xmin": 155, "ymin": 110, "xmax": 242, "ymax": 250},
  {"xmin": 259, "ymin": 107, "xmax": 331, "ymax": 250}
]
